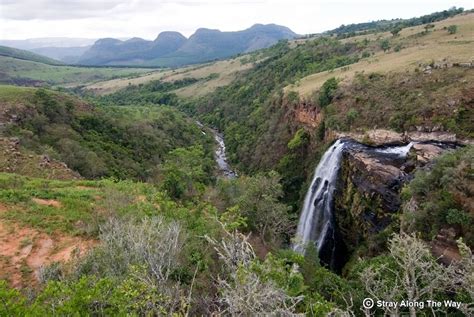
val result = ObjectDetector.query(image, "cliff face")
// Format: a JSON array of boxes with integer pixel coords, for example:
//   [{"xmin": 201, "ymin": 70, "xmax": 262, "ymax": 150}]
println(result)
[{"xmin": 333, "ymin": 142, "xmax": 454, "ymax": 258}]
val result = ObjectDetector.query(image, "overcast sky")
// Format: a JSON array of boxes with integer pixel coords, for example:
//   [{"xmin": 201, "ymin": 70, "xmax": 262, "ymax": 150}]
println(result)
[{"xmin": 0, "ymin": 0, "xmax": 471, "ymax": 40}]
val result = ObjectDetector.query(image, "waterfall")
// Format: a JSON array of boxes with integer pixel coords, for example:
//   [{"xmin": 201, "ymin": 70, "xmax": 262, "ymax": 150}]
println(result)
[
  {"xmin": 293, "ymin": 140, "xmax": 345, "ymax": 257},
  {"xmin": 293, "ymin": 139, "xmax": 415, "ymax": 268}
]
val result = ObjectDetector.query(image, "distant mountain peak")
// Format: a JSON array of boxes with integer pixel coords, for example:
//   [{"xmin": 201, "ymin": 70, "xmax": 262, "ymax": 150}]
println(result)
[
  {"xmin": 154, "ymin": 31, "xmax": 187, "ymax": 42},
  {"xmin": 78, "ymin": 23, "xmax": 297, "ymax": 67}
]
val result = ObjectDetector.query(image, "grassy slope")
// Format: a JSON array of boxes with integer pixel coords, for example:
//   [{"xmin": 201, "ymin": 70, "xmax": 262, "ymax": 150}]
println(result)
[
  {"xmin": 85, "ymin": 55, "xmax": 257, "ymax": 97},
  {"xmin": 285, "ymin": 12, "xmax": 474, "ymax": 96},
  {"xmin": 323, "ymin": 67, "xmax": 474, "ymax": 138},
  {"xmin": 0, "ymin": 56, "xmax": 153, "ymax": 87},
  {"xmin": 0, "ymin": 173, "xmax": 167, "ymax": 236},
  {"xmin": 0, "ymin": 45, "xmax": 62, "ymax": 65},
  {"xmin": 0, "ymin": 172, "xmax": 218, "ymax": 289}
]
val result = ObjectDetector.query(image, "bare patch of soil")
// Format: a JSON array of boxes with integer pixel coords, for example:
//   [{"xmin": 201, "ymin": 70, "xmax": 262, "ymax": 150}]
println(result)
[
  {"xmin": 31, "ymin": 198, "xmax": 62, "ymax": 208},
  {"xmin": 0, "ymin": 220, "xmax": 96, "ymax": 288}
]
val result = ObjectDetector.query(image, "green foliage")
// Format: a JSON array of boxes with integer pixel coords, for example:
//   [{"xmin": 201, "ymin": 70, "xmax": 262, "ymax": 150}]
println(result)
[
  {"xmin": 157, "ymin": 145, "xmax": 214, "ymax": 199},
  {"xmin": 0, "ymin": 45, "xmax": 62, "ymax": 65},
  {"xmin": 211, "ymin": 172, "xmax": 292, "ymax": 245},
  {"xmin": 0, "ymin": 56, "xmax": 149, "ymax": 86},
  {"xmin": 329, "ymin": 7, "xmax": 464, "ymax": 37},
  {"xmin": 287, "ymin": 128, "xmax": 309, "ymax": 150},
  {"xmin": 0, "ymin": 280, "xmax": 28, "ymax": 316},
  {"xmin": 447, "ymin": 24, "xmax": 458, "ymax": 34},
  {"xmin": 391, "ymin": 26, "xmax": 402, "ymax": 36},
  {"xmin": 1, "ymin": 86, "xmax": 212, "ymax": 180},
  {"xmin": 286, "ymin": 90, "xmax": 300, "ymax": 104},
  {"xmin": 380, "ymin": 39, "xmax": 391, "ymax": 52},
  {"xmin": 220, "ymin": 205, "xmax": 248, "ymax": 231},
  {"xmin": 191, "ymin": 37, "xmax": 360, "ymax": 174},
  {"xmin": 96, "ymin": 78, "xmax": 198, "ymax": 107},
  {"xmin": 318, "ymin": 77, "xmax": 338, "ymax": 107},
  {"xmin": 402, "ymin": 146, "xmax": 473, "ymax": 246},
  {"xmin": 346, "ymin": 108, "xmax": 359, "ymax": 126},
  {"xmin": 322, "ymin": 69, "xmax": 473, "ymax": 137}
]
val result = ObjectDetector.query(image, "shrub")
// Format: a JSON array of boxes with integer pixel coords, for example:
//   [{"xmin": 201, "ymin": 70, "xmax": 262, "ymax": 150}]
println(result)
[
  {"xmin": 380, "ymin": 39, "xmax": 391, "ymax": 52},
  {"xmin": 447, "ymin": 25, "xmax": 458, "ymax": 34},
  {"xmin": 318, "ymin": 77, "xmax": 338, "ymax": 107}
]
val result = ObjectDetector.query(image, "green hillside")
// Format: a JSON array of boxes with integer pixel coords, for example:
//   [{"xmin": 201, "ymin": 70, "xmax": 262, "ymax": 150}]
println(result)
[
  {"xmin": 0, "ymin": 85, "xmax": 213, "ymax": 180},
  {"xmin": 0, "ymin": 45, "xmax": 63, "ymax": 65},
  {"xmin": 0, "ymin": 56, "xmax": 153, "ymax": 87}
]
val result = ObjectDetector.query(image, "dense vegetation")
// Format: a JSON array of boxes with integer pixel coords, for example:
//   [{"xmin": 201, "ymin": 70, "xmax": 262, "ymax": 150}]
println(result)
[
  {"xmin": 0, "ymin": 171, "xmax": 471, "ymax": 316},
  {"xmin": 402, "ymin": 146, "xmax": 474, "ymax": 246},
  {"xmin": 94, "ymin": 77, "xmax": 199, "ymax": 107},
  {"xmin": 0, "ymin": 85, "xmax": 213, "ymax": 180},
  {"xmin": 191, "ymin": 38, "xmax": 360, "ymax": 171},
  {"xmin": 327, "ymin": 6, "xmax": 465, "ymax": 38}
]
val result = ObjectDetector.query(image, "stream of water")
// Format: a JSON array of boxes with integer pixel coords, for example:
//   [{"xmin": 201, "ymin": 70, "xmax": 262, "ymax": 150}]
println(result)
[{"xmin": 196, "ymin": 121, "xmax": 236, "ymax": 178}]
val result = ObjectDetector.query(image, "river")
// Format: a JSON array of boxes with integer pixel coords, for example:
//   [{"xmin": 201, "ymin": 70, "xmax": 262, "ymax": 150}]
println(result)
[{"xmin": 196, "ymin": 121, "xmax": 236, "ymax": 178}]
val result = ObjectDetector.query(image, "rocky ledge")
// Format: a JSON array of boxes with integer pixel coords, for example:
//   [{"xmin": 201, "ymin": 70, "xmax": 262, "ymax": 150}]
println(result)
[{"xmin": 333, "ymin": 129, "xmax": 473, "ymax": 146}]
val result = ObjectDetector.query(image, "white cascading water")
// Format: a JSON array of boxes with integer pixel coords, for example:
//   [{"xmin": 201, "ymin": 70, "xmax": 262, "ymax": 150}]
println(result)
[
  {"xmin": 293, "ymin": 139, "xmax": 345, "ymax": 254},
  {"xmin": 293, "ymin": 139, "xmax": 415, "ymax": 261},
  {"xmin": 374, "ymin": 142, "xmax": 414, "ymax": 157}
]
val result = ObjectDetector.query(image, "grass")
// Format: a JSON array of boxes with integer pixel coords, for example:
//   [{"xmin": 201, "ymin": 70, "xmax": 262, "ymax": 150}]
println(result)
[
  {"xmin": 0, "ymin": 56, "xmax": 153, "ymax": 87},
  {"xmin": 285, "ymin": 12, "xmax": 474, "ymax": 96},
  {"xmin": 0, "ymin": 173, "xmax": 218, "ymax": 238},
  {"xmin": 0, "ymin": 45, "xmax": 62, "ymax": 65},
  {"xmin": 0, "ymin": 85, "xmax": 36, "ymax": 102},
  {"xmin": 85, "ymin": 55, "xmax": 256, "ymax": 97},
  {"xmin": 0, "ymin": 174, "xmax": 126, "ymax": 236}
]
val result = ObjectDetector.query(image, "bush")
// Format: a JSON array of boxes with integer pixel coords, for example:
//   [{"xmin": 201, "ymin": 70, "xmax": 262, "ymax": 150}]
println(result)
[
  {"xmin": 318, "ymin": 77, "xmax": 338, "ymax": 107},
  {"xmin": 380, "ymin": 39, "xmax": 391, "ymax": 52},
  {"xmin": 447, "ymin": 25, "xmax": 458, "ymax": 34}
]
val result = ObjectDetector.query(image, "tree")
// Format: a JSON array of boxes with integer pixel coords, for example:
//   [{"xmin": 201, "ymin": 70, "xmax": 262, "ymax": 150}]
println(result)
[
  {"xmin": 158, "ymin": 145, "xmax": 213, "ymax": 199},
  {"xmin": 380, "ymin": 39, "xmax": 391, "ymax": 52},
  {"xmin": 447, "ymin": 25, "xmax": 458, "ymax": 34},
  {"xmin": 233, "ymin": 171, "xmax": 292, "ymax": 245},
  {"xmin": 318, "ymin": 77, "xmax": 338, "ymax": 107},
  {"xmin": 391, "ymin": 26, "xmax": 402, "ymax": 36}
]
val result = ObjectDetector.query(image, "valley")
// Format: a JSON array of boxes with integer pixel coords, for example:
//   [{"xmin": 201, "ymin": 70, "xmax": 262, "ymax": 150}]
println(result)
[{"xmin": 0, "ymin": 6, "xmax": 473, "ymax": 316}]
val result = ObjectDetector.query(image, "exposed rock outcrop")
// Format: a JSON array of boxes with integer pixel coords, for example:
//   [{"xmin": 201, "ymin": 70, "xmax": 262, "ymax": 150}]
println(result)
[
  {"xmin": 332, "ymin": 129, "xmax": 474, "ymax": 146},
  {"xmin": 0, "ymin": 137, "xmax": 80, "ymax": 180},
  {"xmin": 333, "ymin": 141, "xmax": 455, "ymax": 257}
]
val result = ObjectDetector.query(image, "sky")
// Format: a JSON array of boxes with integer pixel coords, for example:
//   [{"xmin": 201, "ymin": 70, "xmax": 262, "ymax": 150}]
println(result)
[{"xmin": 0, "ymin": 0, "xmax": 472, "ymax": 40}]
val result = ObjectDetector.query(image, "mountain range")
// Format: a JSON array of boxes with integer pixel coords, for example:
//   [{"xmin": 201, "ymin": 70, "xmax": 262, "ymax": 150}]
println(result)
[
  {"xmin": 77, "ymin": 24, "xmax": 297, "ymax": 67},
  {"xmin": 1, "ymin": 24, "xmax": 296, "ymax": 67}
]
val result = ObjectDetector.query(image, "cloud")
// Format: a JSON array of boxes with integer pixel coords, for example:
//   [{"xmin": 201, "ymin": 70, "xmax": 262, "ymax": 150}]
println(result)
[{"xmin": 0, "ymin": 0, "xmax": 471, "ymax": 40}]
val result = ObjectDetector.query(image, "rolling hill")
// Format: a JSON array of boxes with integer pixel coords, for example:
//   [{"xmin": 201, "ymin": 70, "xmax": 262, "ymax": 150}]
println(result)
[
  {"xmin": 0, "ymin": 56, "xmax": 152, "ymax": 87},
  {"xmin": 0, "ymin": 45, "xmax": 63, "ymax": 65},
  {"xmin": 77, "ymin": 24, "xmax": 297, "ymax": 67}
]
